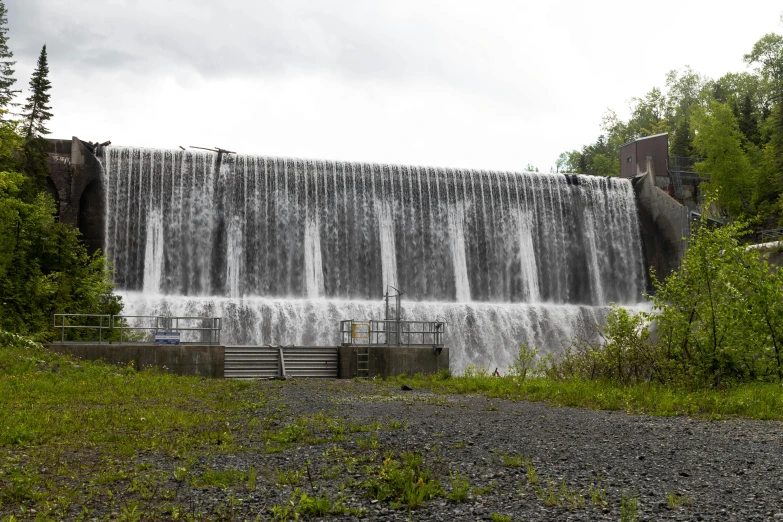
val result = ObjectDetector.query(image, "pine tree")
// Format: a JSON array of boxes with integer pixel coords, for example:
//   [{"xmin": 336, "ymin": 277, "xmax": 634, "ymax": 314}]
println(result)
[
  {"xmin": 0, "ymin": 0, "xmax": 18, "ymax": 111},
  {"xmin": 22, "ymin": 44, "xmax": 52, "ymax": 140}
]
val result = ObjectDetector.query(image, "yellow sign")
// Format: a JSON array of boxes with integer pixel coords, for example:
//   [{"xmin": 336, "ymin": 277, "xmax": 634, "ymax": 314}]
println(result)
[{"xmin": 351, "ymin": 323, "xmax": 369, "ymax": 339}]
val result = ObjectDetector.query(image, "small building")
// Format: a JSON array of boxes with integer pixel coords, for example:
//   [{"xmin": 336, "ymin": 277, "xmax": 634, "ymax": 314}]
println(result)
[{"xmin": 619, "ymin": 133, "xmax": 704, "ymax": 210}]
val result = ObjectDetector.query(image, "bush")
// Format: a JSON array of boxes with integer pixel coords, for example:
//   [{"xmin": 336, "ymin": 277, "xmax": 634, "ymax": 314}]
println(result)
[{"xmin": 547, "ymin": 214, "xmax": 783, "ymax": 388}]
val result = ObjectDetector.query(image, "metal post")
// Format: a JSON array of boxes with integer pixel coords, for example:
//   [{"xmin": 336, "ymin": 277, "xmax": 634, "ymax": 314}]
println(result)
[
  {"xmin": 99, "ymin": 315, "xmax": 103, "ymax": 343},
  {"xmin": 395, "ymin": 291, "xmax": 401, "ymax": 346}
]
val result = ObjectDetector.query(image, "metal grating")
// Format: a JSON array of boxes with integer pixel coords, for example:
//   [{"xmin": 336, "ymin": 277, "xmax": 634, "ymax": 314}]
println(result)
[{"xmin": 224, "ymin": 346, "xmax": 338, "ymax": 379}]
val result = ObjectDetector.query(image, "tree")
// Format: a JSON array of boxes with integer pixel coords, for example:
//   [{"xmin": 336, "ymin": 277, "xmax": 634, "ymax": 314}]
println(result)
[
  {"xmin": 744, "ymin": 33, "xmax": 783, "ymax": 185},
  {"xmin": 692, "ymin": 101, "xmax": 756, "ymax": 217},
  {"xmin": 670, "ymin": 115, "xmax": 694, "ymax": 158},
  {"xmin": 551, "ymin": 216, "xmax": 783, "ymax": 387},
  {"xmin": 0, "ymin": 0, "xmax": 17, "ymax": 112},
  {"xmin": 651, "ymin": 217, "xmax": 783, "ymax": 386},
  {"xmin": 0, "ymin": 112, "xmax": 121, "ymax": 339},
  {"xmin": 22, "ymin": 44, "xmax": 52, "ymax": 140}
]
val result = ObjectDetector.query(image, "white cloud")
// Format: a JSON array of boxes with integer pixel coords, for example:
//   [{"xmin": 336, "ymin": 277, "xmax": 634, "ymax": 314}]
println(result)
[{"xmin": 6, "ymin": 0, "xmax": 782, "ymax": 171}]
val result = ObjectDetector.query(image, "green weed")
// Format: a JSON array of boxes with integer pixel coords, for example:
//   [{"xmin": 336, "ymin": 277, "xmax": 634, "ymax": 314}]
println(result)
[
  {"xmin": 490, "ymin": 514, "xmax": 512, "ymax": 522},
  {"xmin": 363, "ymin": 452, "xmax": 442, "ymax": 509},
  {"xmin": 666, "ymin": 491, "xmax": 692, "ymax": 509},
  {"xmin": 620, "ymin": 493, "xmax": 639, "ymax": 522},
  {"xmin": 446, "ymin": 471, "xmax": 471, "ymax": 502}
]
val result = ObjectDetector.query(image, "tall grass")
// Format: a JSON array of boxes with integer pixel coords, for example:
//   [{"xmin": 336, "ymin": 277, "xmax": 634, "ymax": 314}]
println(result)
[
  {"xmin": 0, "ymin": 334, "xmax": 258, "ymax": 452},
  {"xmin": 393, "ymin": 371, "xmax": 783, "ymax": 420}
]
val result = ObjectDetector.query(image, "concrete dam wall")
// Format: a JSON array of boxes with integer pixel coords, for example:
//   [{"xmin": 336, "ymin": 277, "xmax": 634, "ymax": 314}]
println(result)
[{"xmin": 45, "ymin": 138, "xmax": 685, "ymax": 372}]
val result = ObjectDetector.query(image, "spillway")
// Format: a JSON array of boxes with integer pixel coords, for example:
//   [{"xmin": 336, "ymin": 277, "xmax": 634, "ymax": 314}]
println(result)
[{"xmin": 103, "ymin": 147, "xmax": 647, "ymax": 372}]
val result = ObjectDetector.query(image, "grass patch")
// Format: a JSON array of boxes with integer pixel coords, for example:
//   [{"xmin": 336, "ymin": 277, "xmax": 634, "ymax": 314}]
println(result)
[
  {"xmin": 390, "ymin": 373, "xmax": 783, "ymax": 420},
  {"xmin": 445, "ymin": 471, "xmax": 471, "ymax": 502},
  {"xmin": 0, "ymin": 338, "xmax": 269, "ymax": 519},
  {"xmin": 362, "ymin": 452, "xmax": 442, "ymax": 509}
]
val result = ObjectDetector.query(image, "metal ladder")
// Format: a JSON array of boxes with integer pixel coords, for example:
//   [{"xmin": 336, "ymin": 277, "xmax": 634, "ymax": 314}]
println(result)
[{"xmin": 356, "ymin": 347, "xmax": 370, "ymax": 378}]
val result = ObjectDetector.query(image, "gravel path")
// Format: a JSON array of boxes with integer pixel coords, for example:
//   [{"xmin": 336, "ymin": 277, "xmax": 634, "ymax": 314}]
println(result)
[{"xmin": 184, "ymin": 379, "xmax": 783, "ymax": 521}]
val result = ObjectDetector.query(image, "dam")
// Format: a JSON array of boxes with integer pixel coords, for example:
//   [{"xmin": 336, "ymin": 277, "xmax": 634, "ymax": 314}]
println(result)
[
  {"xmin": 44, "ymin": 138, "xmax": 674, "ymax": 373},
  {"xmin": 88, "ymin": 145, "xmax": 646, "ymax": 372}
]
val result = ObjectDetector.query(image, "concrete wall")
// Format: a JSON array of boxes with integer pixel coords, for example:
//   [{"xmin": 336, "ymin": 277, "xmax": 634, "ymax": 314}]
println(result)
[
  {"xmin": 633, "ymin": 169, "xmax": 689, "ymax": 285},
  {"xmin": 45, "ymin": 137, "xmax": 106, "ymax": 254},
  {"xmin": 338, "ymin": 345, "xmax": 449, "ymax": 379},
  {"xmin": 45, "ymin": 344, "xmax": 225, "ymax": 378}
]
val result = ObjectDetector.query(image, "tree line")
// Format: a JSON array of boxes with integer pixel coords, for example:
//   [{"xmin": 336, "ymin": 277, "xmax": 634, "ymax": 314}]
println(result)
[
  {"xmin": 0, "ymin": 0, "xmax": 119, "ymax": 339},
  {"xmin": 558, "ymin": 19, "xmax": 783, "ymax": 226}
]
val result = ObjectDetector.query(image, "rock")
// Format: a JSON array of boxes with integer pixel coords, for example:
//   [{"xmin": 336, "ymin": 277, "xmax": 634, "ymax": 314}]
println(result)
[{"xmin": 401, "ymin": 384, "xmax": 413, "ymax": 391}]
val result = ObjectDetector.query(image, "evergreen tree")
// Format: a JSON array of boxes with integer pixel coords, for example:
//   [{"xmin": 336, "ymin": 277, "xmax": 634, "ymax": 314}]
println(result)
[
  {"xmin": 670, "ymin": 116, "xmax": 694, "ymax": 158},
  {"xmin": 736, "ymin": 93, "xmax": 760, "ymax": 147},
  {"xmin": 22, "ymin": 44, "xmax": 52, "ymax": 140},
  {"xmin": 0, "ymin": 0, "xmax": 18, "ymax": 111}
]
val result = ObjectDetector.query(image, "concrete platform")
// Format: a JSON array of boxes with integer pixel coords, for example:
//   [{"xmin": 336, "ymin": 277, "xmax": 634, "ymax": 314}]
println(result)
[{"xmin": 338, "ymin": 345, "xmax": 449, "ymax": 379}]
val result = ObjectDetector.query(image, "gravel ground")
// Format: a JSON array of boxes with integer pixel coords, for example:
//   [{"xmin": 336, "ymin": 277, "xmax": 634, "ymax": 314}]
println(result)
[{"xmin": 177, "ymin": 379, "xmax": 783, "ymax": 521}]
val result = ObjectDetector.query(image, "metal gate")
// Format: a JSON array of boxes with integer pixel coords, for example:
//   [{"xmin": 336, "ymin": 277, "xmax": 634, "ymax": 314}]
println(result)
[{"xmin": 224, "ymin": 346, "xmax": 338, "ymax": 379}]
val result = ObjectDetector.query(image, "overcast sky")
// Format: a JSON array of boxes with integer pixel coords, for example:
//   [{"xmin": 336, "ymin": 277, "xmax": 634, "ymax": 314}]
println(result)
[{"xmin": 6, "ymin": 0, "xmax": 782, "ymax": 172}]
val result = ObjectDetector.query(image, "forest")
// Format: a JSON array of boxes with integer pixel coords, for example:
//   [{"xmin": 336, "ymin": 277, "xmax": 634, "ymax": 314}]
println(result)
[
  {"xmin": 559, "ymin": 21, "xmax": 783, "ymax": 227},
  {"xmin": 0, "ymin": 2, "xmax": 119, "ymax": 340}
]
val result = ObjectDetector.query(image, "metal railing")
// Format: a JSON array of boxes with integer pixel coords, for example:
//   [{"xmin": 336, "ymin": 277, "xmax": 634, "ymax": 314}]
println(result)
[
  {"xmin": 340, "ymin": 319, "xmax": 446, "ymax": 347},
  {"xmin": 668, "ymin": 155, "xmax": 704, "ymax": 174},
  {"xmin": 53, "ymin": 314, "xmax": 222, "ymax": 344},
  {"xmin": 54, "ymin": 314, "xmax": 112, "ymax": 344},
  {"xmin": 759, "ymin": 228, "xmax": 783, "ymax": 244}
]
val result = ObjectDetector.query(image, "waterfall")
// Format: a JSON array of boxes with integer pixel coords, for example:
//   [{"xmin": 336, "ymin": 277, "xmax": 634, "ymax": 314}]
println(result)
[
  {"xmin": 304, "ymin": 215, "xmax": 325, "ymax": 299},
  {"xmin": 142, "ymin": 209, "xmax": 164, "ymax": 294},
  {"xmin": 377, "ymin": 200, "xmax": 398, "ymax": 292},
  {"xmin": 448, "ymin": 204, "xmax": 471, "ymax": 302},
  {"xmin": 103, "ymin": 148, "xmax": 647, "ymax": 371},
  {"xmin": 516, "ymin": 209, "xmax": 539, "ymax": 302}
]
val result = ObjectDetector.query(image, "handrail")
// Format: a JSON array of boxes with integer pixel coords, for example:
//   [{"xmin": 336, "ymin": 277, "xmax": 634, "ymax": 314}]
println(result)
[
  {"xmin": 759, "ymin": 228, "xmax": 783, "ymax": 244},
  {"xmin": 340, "ymin": 319, "xmax": 446, "ymax": 347},
  {"xmin": 53, "ymin": 314, "xmax": 222, "ymax": 345},
  {"xmin": 53, "ymin": 314, "xmax": 111, "ymax": 344}
]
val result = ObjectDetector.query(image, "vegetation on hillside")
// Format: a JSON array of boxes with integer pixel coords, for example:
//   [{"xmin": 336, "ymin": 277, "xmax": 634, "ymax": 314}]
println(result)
[
  {"xmin": 0, "ymin": 1, "xmax": 119, "ymax": 340},
  {"xmin": 559, "ymin": 19, "xmax": 783, "ymax": 226}
]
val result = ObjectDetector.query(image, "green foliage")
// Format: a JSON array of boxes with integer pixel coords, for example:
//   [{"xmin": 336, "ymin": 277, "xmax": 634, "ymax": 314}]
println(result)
[
  {"xmin": 539, "ymin": 215, "xmax": 783, "ymax": 388},
  {"xmin": 0, "ymin": 110, "xmax": 120, "ymax": 339},
  {"xmin": 390, "ymin": 370, "xmax": 783, "ymax": 420},
  {"xmin": 500, "ymin": 452, "xmax": 529, "ymax": 468},
  {"xmin": 363, "ymin": 452, "xmax": 442, "ymax": 509},
  {"xmin": 652, "ymin": 217, "xmax": 783, "ymax": 385},
  {"xmin": 547, "ymin": 306, "xmax": 658, "ymax": 385},
  {"xmin": 489, "ymin": 514, "xmax": 512, "ymax": 522},
  {"xmin": 445, "ymin": 470, "xmax": 470, "ymax": 502},
  {"xmin": 270, "ymin": 488, "xmax": 364, "ymax": 520},
  {"xmin": 558, "ymin": 29, "xmax": 783, "ymax": 225},
  {"xmin": 666, "ymin": 491, "xmax": 692, "ymax": 510},
  {"xmin": 620, "ymin": 493, "xmax": 639, "ymax": 522},
  {"xmin": 22, "ymin": 45, "xmax": 51, "ymax": 141},
  {"xmin": 589, "ymin": 482, "xmax": 608, "ymax": 507},
  {"xmin": 0, "ymin": 0, "xmax": 18, "ymax": 111},
  {"xmin": 692, "ymin": 101, "xmax": 757, "ymax": 216},
  {"xmin": 532, "ymin": 476, "xmax": 585, "ymax": 509},
  {"xmin": 0, "ymin": 335, "xmax": 255, "ymax": 452}
]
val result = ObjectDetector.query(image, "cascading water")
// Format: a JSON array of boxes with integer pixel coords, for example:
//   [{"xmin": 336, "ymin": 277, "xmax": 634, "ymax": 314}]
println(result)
[{"xmin": 103, "ymin": 147, "xmax": 647, "ymax": 372}]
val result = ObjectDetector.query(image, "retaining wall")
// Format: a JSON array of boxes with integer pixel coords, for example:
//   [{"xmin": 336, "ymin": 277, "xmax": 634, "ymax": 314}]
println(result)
[
  {"xmin": 338, "ymin": 345, "xmax": 449, "ymax": 379},
  {"xmin": 633, "ymin": 170, "xmax": 689, "ymax": 286},
  {"xmin": 45, "ymin": 344, "xmax": 225, "ymax": 378}
]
